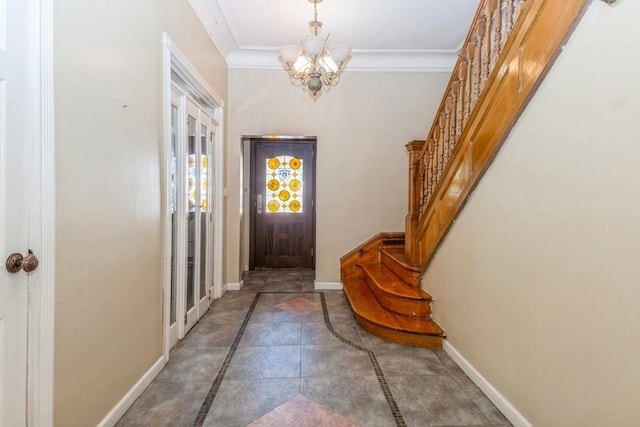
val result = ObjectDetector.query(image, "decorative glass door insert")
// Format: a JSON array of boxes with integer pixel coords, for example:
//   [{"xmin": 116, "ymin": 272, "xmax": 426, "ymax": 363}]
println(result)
[{"xmin": 265, "ymin": 155, "xmax": 304, "ymax": 213}]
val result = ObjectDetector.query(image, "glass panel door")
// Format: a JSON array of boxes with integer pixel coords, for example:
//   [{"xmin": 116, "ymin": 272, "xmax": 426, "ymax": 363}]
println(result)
[
  {"xmin": 199, "ymin": 122, "xmax": 209, "ymax": 310},
  {"xmin": 169, "ymin": 104, "xmax": 178, "ymax": 326},
  {"xmin": 185, "ymin": 108, "xmax": 198, "ymax": 332}
]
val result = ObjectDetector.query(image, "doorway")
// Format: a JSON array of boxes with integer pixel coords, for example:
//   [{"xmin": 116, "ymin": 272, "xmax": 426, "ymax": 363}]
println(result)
[
  {"xmin": 249, "ymin": 137, "xmax": 316, "ymax": 270},
  {"xmin": 163, "ymin": 34, "xmax": 224, "ymax": 353}
]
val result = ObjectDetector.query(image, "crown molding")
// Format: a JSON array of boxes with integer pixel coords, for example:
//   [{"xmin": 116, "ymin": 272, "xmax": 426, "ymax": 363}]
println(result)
[
  {"xmin": 226, "ymin": 48, "xmax": 457, "ymax": 72},
  {"xmin": 188, "ymin": 0, "xmax": 460, "ymax": 73}
]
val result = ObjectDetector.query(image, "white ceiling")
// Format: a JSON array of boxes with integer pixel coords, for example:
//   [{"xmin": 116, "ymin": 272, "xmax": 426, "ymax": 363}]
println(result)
[{"xmin": 188, "ymin": 0, "xmax": 480, "ymax": 72}]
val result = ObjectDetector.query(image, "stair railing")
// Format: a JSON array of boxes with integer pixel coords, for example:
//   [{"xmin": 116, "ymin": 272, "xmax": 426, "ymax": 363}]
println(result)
[{"xmin": 406, "ymin": 0, "xmax": 591, "ymax": 268}]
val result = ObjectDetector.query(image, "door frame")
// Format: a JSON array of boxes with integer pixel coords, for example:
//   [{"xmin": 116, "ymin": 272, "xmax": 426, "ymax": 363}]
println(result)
[
  {"xmin": 162, "ymin": 34, "xmax": 224, "ymax": 358},
  {"xmin": 23, "ymin": 0, "xmax": 55, "ymax": 424},
  {"xmin": 243, "ymin": 136, "xmax": 317, "ymax": 271}
]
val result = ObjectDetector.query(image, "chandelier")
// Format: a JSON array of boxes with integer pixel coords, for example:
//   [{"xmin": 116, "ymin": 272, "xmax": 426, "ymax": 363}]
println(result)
[{"xmin": 278, "ymin": 0, "xmax": 351, "ymax": 98}]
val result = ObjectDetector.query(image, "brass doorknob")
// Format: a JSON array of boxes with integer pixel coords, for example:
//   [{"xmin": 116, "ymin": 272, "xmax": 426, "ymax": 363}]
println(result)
[{"xmin": 5, "ymin": 250, "xmax": 39, "ymax": 274}]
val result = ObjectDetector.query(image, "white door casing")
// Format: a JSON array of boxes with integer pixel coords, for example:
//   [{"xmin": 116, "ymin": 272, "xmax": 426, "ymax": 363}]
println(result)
[{"xmin": 0, "ymin": 0, "xmax": 54, "ymax": 425}]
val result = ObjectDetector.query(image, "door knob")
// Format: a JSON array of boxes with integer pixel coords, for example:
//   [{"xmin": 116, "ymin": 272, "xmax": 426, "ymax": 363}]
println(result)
[{"xmin": 6, "ymin": 250, "xmax": 39, "ymax": 274}]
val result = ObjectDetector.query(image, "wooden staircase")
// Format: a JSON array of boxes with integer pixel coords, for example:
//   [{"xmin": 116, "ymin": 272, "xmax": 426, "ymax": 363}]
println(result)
[
  {"xmin": 340, "ymin": 233, "xmax": 445, "ymax": 348},
  {"xmin": 340, "ymin": 0, "xmax": 593, "ymax": 349}
]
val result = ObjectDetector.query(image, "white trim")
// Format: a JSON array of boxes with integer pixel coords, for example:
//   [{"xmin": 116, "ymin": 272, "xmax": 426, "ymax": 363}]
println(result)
[
  {"xmin": 212, "ymin": 108, "xmax": 224, "ymax": 300},
  {"xmin": 161, "ymin": 29, "xmax": 173, "ymax": 361},
  {"xmin": 96, "ymin": 356, "xmax": 165, "ymax": 427},
  {"xmin": 26, "ymin": 0, "xmax": 55, "ymax": 425},
  {"xmin": 225, "ymin": 281, "xmax": 243, "ymax": 291},
  {"xmin": 164, "ymin": 34, "xmax": 224, "ymax": 108},
  {"xmin": 315, "ymin": 281, "xmax": 343, "ymax": 290},
  {"xmin": 443, "ymin": 341, "xmax": 531, "ymax": 427},
  {"xmin": 225, "ymin": 49, "xmax": 457, "ymax": 72}
]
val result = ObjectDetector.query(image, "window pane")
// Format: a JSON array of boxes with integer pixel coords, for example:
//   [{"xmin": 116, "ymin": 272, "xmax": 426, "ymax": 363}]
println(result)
[
  {"xmin": 265, "ymin": 155, "xmax": 303, "ymax": 214},
  {"xmin": 199, "ymin": 124, "xmax": 208, "ymax": 300},
  {"xmin": 170, "ymin": 104, "xmax": 178, "ymax": 325},
  {"xmin": 186, "ymin": 115, "xmax": 196, "ymax": 310}
]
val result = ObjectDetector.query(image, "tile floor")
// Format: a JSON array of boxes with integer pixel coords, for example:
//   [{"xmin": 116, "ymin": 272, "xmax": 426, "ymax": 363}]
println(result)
[{"xmin": 117, "ymin": 270, "xmax": 511, "ymax": 427}]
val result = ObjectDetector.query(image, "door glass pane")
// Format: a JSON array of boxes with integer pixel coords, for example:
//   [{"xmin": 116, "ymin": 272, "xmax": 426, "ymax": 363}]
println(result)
[
  {"xmin": 199, "ymin": 124, "xmax": 208, "ymax": 301},
  {"xmin": 170, "ymin": 104, "xmax": 178, "ymax": 324},
  {"xmin": 265, "ymin": 155, "xmax": 303, "ymax": 213},
  {"xmin": 186, "ymin": 115, "xmax": 196, "ymax": 310}
]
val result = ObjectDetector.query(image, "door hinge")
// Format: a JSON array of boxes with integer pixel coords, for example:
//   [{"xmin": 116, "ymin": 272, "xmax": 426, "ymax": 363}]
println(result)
[
  {"xmin": 184, "ymin": 314, "xmax": 187, "ymax": 325},
  {"xmin": 311, "ymin": 248, "xmax": 314, "ymax": 257}
]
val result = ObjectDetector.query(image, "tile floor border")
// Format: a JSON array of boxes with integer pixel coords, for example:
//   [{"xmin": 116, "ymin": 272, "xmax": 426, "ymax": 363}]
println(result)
[
  {"xmin": 319, "ymin": 293, "xmax": 407, "ymax": 427},
  {"xmin": 193, "ymin": 291, "xmax": 408, "ymax": 427},
  {"xmin": 193, "ymin": 292, "xmax": 261, "ymax": 426}
]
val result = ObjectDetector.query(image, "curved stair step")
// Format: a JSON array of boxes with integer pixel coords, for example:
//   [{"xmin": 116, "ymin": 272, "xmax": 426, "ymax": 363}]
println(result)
[
  {"xmin": 342, "ymin": 277, "xmax": 445, "ymax": 348},
  {"xmin": 359, "ymin": 263, "xmax": 432, "ymax": 318},
  {"xmin": 380, "ymin": 247, "xmax": 420, "ymax": 287}
]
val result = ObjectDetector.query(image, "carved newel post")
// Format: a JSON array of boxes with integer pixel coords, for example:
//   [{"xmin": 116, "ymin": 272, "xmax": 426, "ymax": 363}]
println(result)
[{"xmin": 405, "ymin": 140, "xmax": 425, "ymax": 265}]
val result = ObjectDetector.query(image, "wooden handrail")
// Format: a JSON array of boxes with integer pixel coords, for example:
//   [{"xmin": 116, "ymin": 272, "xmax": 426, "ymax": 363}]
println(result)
[{"xmin": 406, "ymin": 0, "xmax": 591, "ymax": 269}]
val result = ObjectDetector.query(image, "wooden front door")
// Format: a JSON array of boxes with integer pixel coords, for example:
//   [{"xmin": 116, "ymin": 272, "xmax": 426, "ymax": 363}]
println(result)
[{"xmin": 250, "ymin": 139, "xmax": 315, "ymax": 269}]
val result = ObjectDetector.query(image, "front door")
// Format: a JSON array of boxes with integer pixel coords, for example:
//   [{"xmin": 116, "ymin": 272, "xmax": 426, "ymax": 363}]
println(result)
[
  {"xmin": 1, "ymin": 0, "xmax": 38, "ymax": 424},
  {"xmin": 250, "ymin": 139, "xmax": 315, "ymax": 269}
]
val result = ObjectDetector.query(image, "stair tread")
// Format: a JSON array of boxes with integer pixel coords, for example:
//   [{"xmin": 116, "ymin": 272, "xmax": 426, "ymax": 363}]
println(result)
[
  {"xmin": 380, "ymin": 247, "xmax": 420, "ymax": 272},
  {"xmin": 360, "ymin": 263, "xmax": 431, "ymax": 301},
  {"xmin": 343, "ymin": 278, "xmax": 444, "ymax": 336}
]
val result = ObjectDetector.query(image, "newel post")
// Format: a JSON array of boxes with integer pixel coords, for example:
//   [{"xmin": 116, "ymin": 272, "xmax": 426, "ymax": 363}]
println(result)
[{"xmin": 405, "ymin": 140, "xmax": 425, "ymax": 265}]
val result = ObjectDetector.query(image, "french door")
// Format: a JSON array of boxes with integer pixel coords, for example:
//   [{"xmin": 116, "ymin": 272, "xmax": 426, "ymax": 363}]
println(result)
[{"xmin": 168, "ymin": 91, "xmax": 216, "ymax": 348}]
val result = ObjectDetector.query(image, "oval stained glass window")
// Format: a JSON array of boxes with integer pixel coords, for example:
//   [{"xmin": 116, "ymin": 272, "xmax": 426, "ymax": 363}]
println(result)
[
  {"xmin": 289, "ymin": 200, "xmax": 301, "ymax": 212},
  {"xmin": 279, "ymin": 190, "xmax": 290, "ymax": 201},
  {"xmin": 289, "ymin": 158, "xmax": 301, "ymax": 170},
  {"xmin": 267, "ymin": 179, "xmax": 280, "ymax": 191},
  {"xmin": 289, "ymin": 179, "xmax": 301, "ymax": 191},
  {"xmin": 267, "ymin": 200, "xmax": 280, "ymax": 212},
  {"xmin": 268, "ymin": 157, "xmax": 280, "ymax": 170}
]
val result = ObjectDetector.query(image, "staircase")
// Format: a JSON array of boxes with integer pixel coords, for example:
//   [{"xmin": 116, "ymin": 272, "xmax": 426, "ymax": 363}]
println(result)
[
  {"xmin": 340, "ymin": 0, "xmax": 593, "ymax": 348},
  {"xmin": 340, "ymin": 233, "xmax": 445, "ymax": 348}
]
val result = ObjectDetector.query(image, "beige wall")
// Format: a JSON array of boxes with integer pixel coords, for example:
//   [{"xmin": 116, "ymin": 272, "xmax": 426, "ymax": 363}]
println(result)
[
  {"xmin": 54, "ymin": 1, "xmax": 227, "ymax": 425},
  {"xmin": 226, "ymin": 69, "xmax": 450, "ymax": 283},
  {"xmin": 423, "ymin": 1, "xmax": 640, "ymax": 425}
]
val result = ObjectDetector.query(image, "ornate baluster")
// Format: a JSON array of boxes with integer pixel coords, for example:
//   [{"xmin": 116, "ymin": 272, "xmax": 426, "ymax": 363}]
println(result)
[
  {"xmin": 456, "ymin": 64, "xmax": 466, "ymax": 134},
  {"xmin": 418, "ymin": 159, "xmax": 426, "ymax": 213},
  {"xmin": 464, "ymin": 46, "xmax": 473, "ymax": 121},
  {"xmin": 504, "ymin": 0, "xmax": 515, "ymax": 35},
  {"xmin": 470, "ymin": 27, "xmax": 482, "ymax": 110},
  {"xmin": 447, "ymin": 94, "xmax": 456, "ymax": 155},
  {"xmin": 426, "ymin": 140, "xmax": 435, "ymax": 209},
  {"xmin": 439, "ymin": 114, "xmax": 447, "ymax": 169},
  {"xmin": 433, "ymin": 126, "xmax": 442, "ymax": 189},
  {"xmin": 480, "ymin": 8, "xmax": 491, "ymax": 83},
  {"xmin": 491, "ymin": 0, "xmax": 502, "ymax": 70}
]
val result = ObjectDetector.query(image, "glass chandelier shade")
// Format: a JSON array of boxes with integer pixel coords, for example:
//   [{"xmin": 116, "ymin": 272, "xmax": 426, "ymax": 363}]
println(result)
[{"xmin": 278, "ymin": 0, "xmax": 351, "ymax": 98}]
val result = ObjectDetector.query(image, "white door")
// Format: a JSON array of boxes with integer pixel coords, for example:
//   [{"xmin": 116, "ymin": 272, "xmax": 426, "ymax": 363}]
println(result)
[
  {"xmin": 184, "ymin": 100, "xmax": 212, "ymax": 333},
  {"xmin": 0, "ymin": 0, "xmax": 40, "ymax": 425}
]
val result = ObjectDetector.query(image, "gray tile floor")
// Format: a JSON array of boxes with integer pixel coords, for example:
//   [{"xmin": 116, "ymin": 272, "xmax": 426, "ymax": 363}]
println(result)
[{"xmin": 117, "ymin": 270, "xmax": 511, "ymax": 427}]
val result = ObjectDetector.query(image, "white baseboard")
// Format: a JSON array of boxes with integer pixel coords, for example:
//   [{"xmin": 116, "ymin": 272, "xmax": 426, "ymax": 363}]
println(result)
[
  {"xmin": 225, "ymin": 280, "xmax": 243, "ymax": 291},
  {"xmin": 97, "ymin": 356, "xmax": 165, "ymax": 427},
  {"xmin": 315, "ymin": 281, "xmax": 343, "ymax": 290},
  {"xmin": 443, "ymin": 341, "xmax": 531, "ymax": 427}
]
